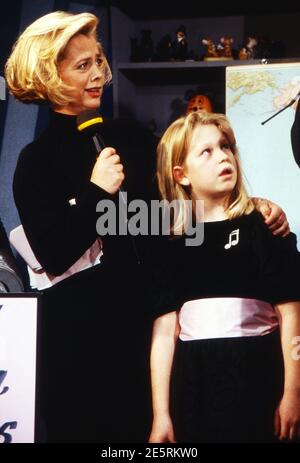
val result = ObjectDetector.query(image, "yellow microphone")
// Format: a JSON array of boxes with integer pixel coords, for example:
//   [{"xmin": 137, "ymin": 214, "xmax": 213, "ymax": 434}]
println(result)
[{"xmin": 77, "ymin": 109, "xmax": 105, "ymax": 152}]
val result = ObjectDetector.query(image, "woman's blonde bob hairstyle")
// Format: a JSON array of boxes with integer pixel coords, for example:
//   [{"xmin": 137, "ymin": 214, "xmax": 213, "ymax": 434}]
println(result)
[
  {"xmin": 157, "ymin": 110, "xmax": 254, "ymax": 234},
  {"xmin": 5, "ymin": 11, "xmax": 112, "ymax": 106}
]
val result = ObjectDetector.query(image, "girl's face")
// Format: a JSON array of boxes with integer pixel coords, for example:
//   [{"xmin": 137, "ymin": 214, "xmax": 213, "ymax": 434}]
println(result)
[
  {"xmin": 56, "ymin": 34, "xmax": 106, "ymax": 115},
  {"xmin": 174, "ymin": 124, "xmax": 237, "ymax": 202}
]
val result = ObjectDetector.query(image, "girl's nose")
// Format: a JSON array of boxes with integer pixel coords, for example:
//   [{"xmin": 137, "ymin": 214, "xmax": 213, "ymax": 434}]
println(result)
[{"xmin": 217, "ymin": 148, "xmax": 229, "ymax": 163}]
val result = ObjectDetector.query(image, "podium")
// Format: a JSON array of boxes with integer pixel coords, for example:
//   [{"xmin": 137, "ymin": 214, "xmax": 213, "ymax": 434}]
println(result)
[{"xmin": 0, "ymin": 294, "xmax": 40, "ymax": 443}]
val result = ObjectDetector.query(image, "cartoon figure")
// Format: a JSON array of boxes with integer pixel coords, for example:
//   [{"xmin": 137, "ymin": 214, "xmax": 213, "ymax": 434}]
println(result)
[
  {"xmin": 202, "ymin": 38, "xmax": 219, "ymax": 60},
  {"xmin": 186, "ymin": 94, "xmax": 213, "ymax": 114},
  {"xmin": 172, "ymin": 25, "xmax": 188, "ymax": 61},
  {"xmin": 218, "ymin": 36, "xmax": 234, "ymax": 59},
  {"xmin": 239, "ymin": 36, "xmax": 258, "ymax": 60}
]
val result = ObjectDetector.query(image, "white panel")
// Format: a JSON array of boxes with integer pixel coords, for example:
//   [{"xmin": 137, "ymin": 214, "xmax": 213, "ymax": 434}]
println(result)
[{"xmin": 0, "ymin": 296, "xmax": 38, "ymax": 443}]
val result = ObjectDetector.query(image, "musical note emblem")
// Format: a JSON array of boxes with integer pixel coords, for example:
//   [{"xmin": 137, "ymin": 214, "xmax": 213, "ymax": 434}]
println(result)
[{"xmin": 224, "ymin": 229, "xmax": 239, "ymax": 250}]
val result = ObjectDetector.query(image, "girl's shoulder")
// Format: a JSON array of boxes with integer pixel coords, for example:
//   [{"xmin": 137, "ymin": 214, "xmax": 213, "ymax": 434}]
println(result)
[
  {"xmin": 247, "ymin": 209, "xmax": 299, "ymax": 274},
  {"xmin": 247, "ymin": 209, "xmax": 298, "ymax": 248},
  {"xmin": 234, "ymin": 209, "xmax": 263, "ymax": 228}
]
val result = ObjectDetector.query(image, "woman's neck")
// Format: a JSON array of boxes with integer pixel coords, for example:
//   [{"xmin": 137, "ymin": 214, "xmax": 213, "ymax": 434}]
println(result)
[{"xmin": 52, "ymin": 106, "xmax": 79, "ymax": 116}]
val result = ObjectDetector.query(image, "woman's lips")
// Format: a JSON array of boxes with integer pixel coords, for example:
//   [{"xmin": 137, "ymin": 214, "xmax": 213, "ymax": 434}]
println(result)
[{"xmin": 86, "ymin": 88, "xmax": 101, "ymax": 98}]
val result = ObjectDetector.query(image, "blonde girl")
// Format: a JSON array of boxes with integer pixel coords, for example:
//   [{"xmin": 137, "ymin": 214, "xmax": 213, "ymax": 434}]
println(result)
[{"xmin": 150, "ymin": 111, "xmax": 300, "ymax": 443}]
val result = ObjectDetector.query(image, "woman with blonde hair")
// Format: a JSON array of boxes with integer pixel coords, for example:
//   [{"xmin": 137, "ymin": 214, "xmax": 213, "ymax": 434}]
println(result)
[
  {"xmin": 6, "ymin": 10, "xmax": 153, "ymax": 442},
  {"xmin": 149, "ymin": 111, "xmax": 300, "ymax": 443}
]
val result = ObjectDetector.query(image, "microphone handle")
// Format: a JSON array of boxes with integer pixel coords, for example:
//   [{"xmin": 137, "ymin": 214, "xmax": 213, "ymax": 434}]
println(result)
[{"xmin": 93, "ymin": 134, "xmax": 103, "ymax": 153}]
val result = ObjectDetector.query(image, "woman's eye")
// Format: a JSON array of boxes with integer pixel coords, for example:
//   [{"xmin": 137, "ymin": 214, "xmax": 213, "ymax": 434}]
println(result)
[
  {"xmin": 78, "ymin": 62, "xmax": 88, "ymax": 70},
  {"xmin": 96, "ymin": 57, "xmax": 103, "ymax": 67}
]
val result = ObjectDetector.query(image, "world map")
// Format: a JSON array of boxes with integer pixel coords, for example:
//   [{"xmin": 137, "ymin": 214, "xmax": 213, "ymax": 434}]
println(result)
[
  {"xmin": 227, "ymin": 70, "xmax": 278, "ymax": 108},
  {"xmin": 226, "ymin": 63, "xmax": 300, "ymax": 246}
]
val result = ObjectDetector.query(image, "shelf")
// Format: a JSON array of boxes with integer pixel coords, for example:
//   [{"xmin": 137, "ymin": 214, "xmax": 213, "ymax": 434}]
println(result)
[
  {"xmin": 117, "ymin": 59, "xmax": 300, "ymax": 85},
  {"xmin": 118, "ymin": 60, "xmax": 244, "ymax": 70},
  {"xmin": 118, "ymin": 60, "xmax": 252, "ymax": 86},
  {"xmin": 118, "ymin": 58, "xmax": 300, "ymax": 71}
]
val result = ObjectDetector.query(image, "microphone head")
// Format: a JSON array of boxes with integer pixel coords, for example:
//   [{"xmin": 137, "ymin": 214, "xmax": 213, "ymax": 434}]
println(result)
[{"xmin": 76, "ymin": 109, "xmax": 103, "ymax": 133}]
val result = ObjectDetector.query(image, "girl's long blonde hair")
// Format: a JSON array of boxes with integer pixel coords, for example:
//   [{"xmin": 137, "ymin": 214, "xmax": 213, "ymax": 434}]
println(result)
[
  {"xmin": 157, "ymin": 111, "xmax": 254, "ymax": 234},
  {"xmin": 5, "ymin": 11, "xmax": 112, "ymax": 106}
]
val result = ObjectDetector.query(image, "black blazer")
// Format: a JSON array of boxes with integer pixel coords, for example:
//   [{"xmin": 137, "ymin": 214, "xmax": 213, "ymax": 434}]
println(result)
[{"xmin": 291, "ymin": 101, "xmax": 300, "ymax": 168}]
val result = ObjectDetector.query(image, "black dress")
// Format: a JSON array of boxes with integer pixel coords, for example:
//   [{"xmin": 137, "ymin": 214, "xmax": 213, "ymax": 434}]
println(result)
[
  {"xmin": 151, "ymin": 210, "xmax": 300, "ymax": 443},
  {"xmin": 13, "ymin": 110, "xmax": 157, "ymax": 443}
]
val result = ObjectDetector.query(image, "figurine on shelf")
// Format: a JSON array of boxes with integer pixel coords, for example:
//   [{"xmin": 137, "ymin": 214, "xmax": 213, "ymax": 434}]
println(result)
[
  {"xmin": 155, "ymin": 34, "xmax": 173, "ymax": 61},
  {"xmin": 171, "ymin": 25, "xmax": 188, "ymax": 61},
  {"xmin": 239, "ymin": 36, "xmax": 258, "ymax": 60},
  {"xmin": 130, "ymin": 37, "xmax": 141, "ymax": 62},
  {"xmin": 202, "ymin": 38, "xmax": 219, "ymax": 60},
  {"xmin": 217, "ymin": 36, "xmax": 234, "ymax": 59},
  {"xmin": 140, "ymin": 29, "xmax": 154, "ymax": 62},
  {"xmin": 130, "ymin": 30, "xmax": 154, "ymax": 62},
  {"xmin": 238, "ymin": 35, "xmax": 285, "ymax": 60},
  {"xmin": 238, "ymin": 46, "xmax": 249, "ymax": 60}
]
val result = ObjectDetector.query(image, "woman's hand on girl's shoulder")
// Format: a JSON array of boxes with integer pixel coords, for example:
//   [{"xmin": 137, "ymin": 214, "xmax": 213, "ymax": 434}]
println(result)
[{"xmin": 252, "ymin": 197, "xmax": 290, "ymax": 237}]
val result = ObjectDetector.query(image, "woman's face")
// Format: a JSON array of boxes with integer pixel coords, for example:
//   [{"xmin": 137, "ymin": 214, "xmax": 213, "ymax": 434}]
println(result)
[
  {"xmin": 56, "ymin": 33, "xmax": 106, "ymax": 115},
  {"xmin": 174, "ymin": 124, "xmax": 237, "ymax": 202}
]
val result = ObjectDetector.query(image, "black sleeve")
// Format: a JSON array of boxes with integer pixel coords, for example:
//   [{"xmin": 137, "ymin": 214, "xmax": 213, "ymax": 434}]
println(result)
[
  {"xmin": 252, "ymin": 212, "xmax": 300, "ymax": 304},
  {"xmin": 100, "ymin": 117, "xmax": 159, "ymax": 202},
  {"xmin": 13, "ymin": 145, "xmax": 117, "ymax": 276},
  {"xmin": 270, "ymin": 232, "xmax": 300, "ymax": 304},
  {"xmin": 146, "ymin": 236, "xmax": 184, "ymax": 318},
  {"xmin": 291, "ymin": 101, "xmax": 300, "ymax": 168}
]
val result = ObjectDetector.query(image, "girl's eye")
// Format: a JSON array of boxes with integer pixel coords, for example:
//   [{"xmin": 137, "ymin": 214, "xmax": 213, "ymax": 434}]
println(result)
[
  {"xmin": 222, "ymin": 143, "xmax": 231, "ymax": 151},
  {"xmin": 201, "ymin": 149, "xmax": 210, "ymax": 156},
  {"xmin": 96, "ymin": 57, "xmax": 103, "ymax": 67}
]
